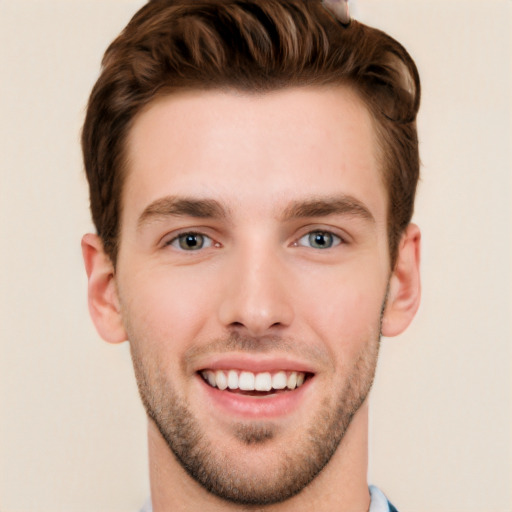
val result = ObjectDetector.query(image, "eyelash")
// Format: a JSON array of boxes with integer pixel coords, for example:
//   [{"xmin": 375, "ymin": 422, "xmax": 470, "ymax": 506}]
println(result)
[
  {"xmin": 295, "ymin": 230, "xmax": 344, "ymax": 249},
  {"xmin": 165, "ymin": 232, "xmax": 217, "ymax": 251},
  {"xmin": 164, "ymin": 229, "xmax": 344, "ymax": 252}
]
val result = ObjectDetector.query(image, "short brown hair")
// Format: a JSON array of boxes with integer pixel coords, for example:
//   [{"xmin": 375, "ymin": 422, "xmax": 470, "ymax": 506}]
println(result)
[{"xmin": 82, "ymin": 0, "xmax": 420, "ymax": 266}]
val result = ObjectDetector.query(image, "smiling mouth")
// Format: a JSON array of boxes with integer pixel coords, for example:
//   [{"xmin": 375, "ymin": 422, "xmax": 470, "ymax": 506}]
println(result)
[{"xmin": 200, "ymin": 369, "xmax": 311, "ymax": 396}]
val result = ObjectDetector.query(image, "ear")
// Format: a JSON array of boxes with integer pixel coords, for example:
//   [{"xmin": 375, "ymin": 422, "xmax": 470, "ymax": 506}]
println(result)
[
  {"xmin": 81, "ymin": 233, "xmax": 127, "ymax": 344},
  {"xmin": 381, "ymin": 223, "xmax": 421, "ymax": 337}
]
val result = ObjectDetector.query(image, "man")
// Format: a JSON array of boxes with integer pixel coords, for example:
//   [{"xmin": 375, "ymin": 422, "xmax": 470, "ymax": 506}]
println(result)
[{"xmin": 81, "ymin": 1, "xmax": 421, "ymax": 510}]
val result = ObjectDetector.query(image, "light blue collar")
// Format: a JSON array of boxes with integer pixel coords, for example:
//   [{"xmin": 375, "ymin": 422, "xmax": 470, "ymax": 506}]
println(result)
[
  {"xmin": 140, "ymin": 485, "xmax": 395, "ymax": 511},
  {"xmin": 369, "ymin": 485, "xmax": 395, "ymax": 512}
]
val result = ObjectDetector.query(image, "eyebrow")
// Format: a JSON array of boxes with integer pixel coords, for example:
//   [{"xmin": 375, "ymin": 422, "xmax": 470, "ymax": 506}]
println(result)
[
  {"xmin": 137, "ymin": 194, "xmax": 375, "ymax": 229},
  {"xmin": 280, "ymin": 196, "xmax": 375, "ymax": 223},
  {"xmin": 137, "ymin": 196, "xmax": 228, "ymax": 229}
]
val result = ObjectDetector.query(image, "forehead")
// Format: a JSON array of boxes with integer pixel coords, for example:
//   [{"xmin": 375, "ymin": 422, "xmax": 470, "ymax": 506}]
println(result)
[{"xmin": 122, "ymin": 86, "xmax": 385, "ymax": 224}]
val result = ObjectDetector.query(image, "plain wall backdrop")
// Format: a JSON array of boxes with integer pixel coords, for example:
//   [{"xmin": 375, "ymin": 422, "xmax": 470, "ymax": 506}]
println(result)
[{"xmin": 0, "ymin": 1, "xmax": 510, "ymax": 511}]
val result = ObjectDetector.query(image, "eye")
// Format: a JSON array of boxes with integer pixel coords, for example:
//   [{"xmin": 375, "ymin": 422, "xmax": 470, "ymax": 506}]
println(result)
[
  {"xmin": 168, "ymin": 232, "xmax": 214, "ymax": 251},
  {"xmin": 297, "ymin": 230, "xmax": 342, "ymax": 249}
]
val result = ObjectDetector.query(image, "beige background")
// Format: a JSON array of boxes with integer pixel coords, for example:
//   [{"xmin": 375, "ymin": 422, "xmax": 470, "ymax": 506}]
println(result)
[{"xmin": 0, "ymin": 1, "xmax": 510, "ymax": 511}]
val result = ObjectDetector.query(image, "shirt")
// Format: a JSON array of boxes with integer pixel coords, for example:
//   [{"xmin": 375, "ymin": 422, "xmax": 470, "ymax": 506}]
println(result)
[{"xmin": 139, "ymin": 485, "xmax": 398, "ymax": 511}]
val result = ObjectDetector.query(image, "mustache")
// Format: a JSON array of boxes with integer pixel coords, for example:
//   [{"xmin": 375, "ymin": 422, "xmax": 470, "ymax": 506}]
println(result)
[{"xmin": 183, "ymin": 332, "xmax": 332, "ymax": 370}]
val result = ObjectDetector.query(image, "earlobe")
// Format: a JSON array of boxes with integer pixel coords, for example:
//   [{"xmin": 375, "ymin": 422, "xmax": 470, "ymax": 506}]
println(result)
[
  {"xmin": 81, "ymin": 233, "xmax": 127, "ymax": 344},
  {"xmin": 381, "ymin": 224, "xmax": 421, "ymax": 337}
]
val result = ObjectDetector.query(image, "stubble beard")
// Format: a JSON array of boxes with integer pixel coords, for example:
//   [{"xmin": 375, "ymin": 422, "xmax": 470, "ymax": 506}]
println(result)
[{"xmin": 128, "ymin": 327, "xmax": 381, "ymax": 507}]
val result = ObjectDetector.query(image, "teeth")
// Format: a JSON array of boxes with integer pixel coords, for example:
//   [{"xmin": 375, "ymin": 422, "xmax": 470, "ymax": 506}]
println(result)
[
  {"xmin": 206, "ymin": 371, "xmax": 217, "ymax": 388},
  {"xmin": 272, "ymin": 371, "xmax": 287, "ymax": 389},
  {"xmin": 215, "ymin": 370, "xmax": 227, "ymax": 390},
  {"xmin": 287, "ymin": 372, "xmax": 297, "ymax": 390},
  {"xmin": 227, "ymin": 370, "xmax": 238, "ymax": 389},
  {"xmin": 202, "ymin": 369, "xmax": 307, "ymax": 392},
  {"xmin": 239, "ymin": 371, "xmax": 255, "ymax": 390},
  {"xmin": 254, "ymin": 372, "xmax": 272, "ymax": 391}
]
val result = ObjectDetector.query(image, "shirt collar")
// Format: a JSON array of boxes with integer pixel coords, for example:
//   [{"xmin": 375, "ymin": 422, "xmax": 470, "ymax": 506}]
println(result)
[
  {"xmin": 140, "ymin": 485, "xmax": 396, "ymax": 512},
  {"xmin": 369, "ymin": 485, "xmax": 396, "ymax": 512}
]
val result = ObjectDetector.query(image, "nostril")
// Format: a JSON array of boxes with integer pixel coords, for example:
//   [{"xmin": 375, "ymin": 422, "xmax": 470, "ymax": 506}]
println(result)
[{"xmin": 228, "ymin": 320, "xmax": 286, "ymax": 338}]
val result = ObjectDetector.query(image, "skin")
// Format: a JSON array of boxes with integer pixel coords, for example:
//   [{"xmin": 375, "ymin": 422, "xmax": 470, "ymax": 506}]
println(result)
[{"xmin": 82, "ymin": 86, "xmax": 421, "ymax": 512}]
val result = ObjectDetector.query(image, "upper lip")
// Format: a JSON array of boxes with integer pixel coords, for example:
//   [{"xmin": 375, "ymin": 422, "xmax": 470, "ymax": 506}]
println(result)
[{"xmin": 194, "ymin": 354, "xmax": 317, "ymax": 374}]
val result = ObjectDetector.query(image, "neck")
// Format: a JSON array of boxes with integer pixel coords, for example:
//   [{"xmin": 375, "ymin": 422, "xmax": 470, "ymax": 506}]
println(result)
[{"xmin": 147, "ymin": 402, "xmax": 371, "ymax": 512}]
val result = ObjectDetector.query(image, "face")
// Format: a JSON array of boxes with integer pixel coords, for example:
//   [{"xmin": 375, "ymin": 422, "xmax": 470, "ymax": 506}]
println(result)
[{"xmin": 115, "ymin": 87, "xmax": 392, "ymax": 505}]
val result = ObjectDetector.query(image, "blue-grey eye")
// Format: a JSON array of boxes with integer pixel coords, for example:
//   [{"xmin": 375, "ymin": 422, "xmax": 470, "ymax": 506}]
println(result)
[
  {"xmin": 170, "ymin": 233, "xmax": 213, "ymax": 251},
  {"xmin": 298, "ymin": 231, "xmax": 341, "ymax": 249}
]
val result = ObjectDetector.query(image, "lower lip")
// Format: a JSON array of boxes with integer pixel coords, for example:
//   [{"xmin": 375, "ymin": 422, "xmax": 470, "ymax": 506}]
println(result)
[{"xmin": 198, "ymin": 375, "xmax": 312, "ymax": 419}]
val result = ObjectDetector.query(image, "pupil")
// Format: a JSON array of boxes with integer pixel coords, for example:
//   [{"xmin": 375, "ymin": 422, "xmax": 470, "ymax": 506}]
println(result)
[
  {"xmin": 310, "ymin": 232, "xmax": 332, "ymax": 248},
  {"xmin": 186, "ymin": 235, "xmax": 198, "ymax": 246},
  {"xmin": 179, "ymin": 233, "xmax": 203, "ymax": 250}
]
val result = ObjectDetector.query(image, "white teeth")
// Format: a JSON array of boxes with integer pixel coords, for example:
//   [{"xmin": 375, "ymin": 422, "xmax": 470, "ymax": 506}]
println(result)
[
  {"xmin": 215, "ymin": 370, "xmax": 228, "ymax": 390},
  {"xmin": 227, "ymin": 370, "xmax": 238, "ymax": 389},
  {"xmin": 271, "ymin": 371, "xmax": 287, "ymax": 390},
  {"xmin": 254, "ymin": 372, "xmax": 272, "ymax": 391},
  {"xmin": 239, "ymin": 371, "xmax": 255, "ymax": 390},
  {"xmin": 287, "ymin": 372, "xmax": 297, "ymax": 390},
  {"xmin": 203, "ymin": 369, "xmax": 308, "ymax": 392},
  {"xmin": 206, "ymin": 371, "xmax": 217, "ymax": 388}
]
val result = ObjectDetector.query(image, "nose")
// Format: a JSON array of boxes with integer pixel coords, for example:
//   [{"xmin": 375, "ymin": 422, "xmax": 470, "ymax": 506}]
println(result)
[{"xmin": 217, "ymin": 245, "xmax": 294, "ymax": 337}]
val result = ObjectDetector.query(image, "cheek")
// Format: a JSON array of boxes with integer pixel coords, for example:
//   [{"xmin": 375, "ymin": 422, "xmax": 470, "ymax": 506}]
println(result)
[
  {"xmin": 315, "ymin": 289, "xmax": 383, "ymax": 334},
  {"xmin": 298, "ymin": 267, "xmax": 386, "ymax": 359},
  {"xmin": 119, "ymin": 268, "xmax": 219, "ymax": 352}
]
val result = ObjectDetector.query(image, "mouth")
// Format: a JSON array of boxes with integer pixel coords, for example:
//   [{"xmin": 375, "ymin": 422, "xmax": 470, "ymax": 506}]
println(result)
[
  {"xmin": 195, "ymin": 356, "xmax": 316, "ymax": 418},
  {"xmin": 199, "ymin": 369, "xmax": 312, "ymax": 397}
]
